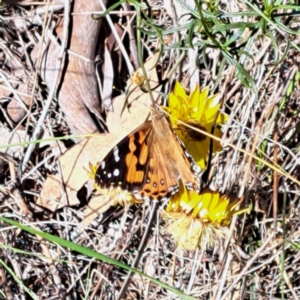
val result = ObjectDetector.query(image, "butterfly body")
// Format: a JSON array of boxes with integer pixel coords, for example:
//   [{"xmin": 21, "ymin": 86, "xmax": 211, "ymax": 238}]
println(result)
[{"xmin": 96, "ymin": 108, "xmax": 201, "ymax": 201}]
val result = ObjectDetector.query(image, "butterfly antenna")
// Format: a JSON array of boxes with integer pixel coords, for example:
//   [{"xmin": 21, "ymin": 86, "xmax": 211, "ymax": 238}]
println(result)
[{"xmin": 117, "ymin": 200, "xmax": 160, "ymax": 300}]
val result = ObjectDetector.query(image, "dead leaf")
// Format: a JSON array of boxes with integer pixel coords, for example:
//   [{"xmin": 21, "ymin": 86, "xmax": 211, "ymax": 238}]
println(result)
[
  {"xmin": 32, "ymin": 0, "xmax": 107, "ymax": 135},
  {"xmin": 81, "ymin": 194, "xmax": 113, "ymax": 228},
  {"xmin": 107, "ymin": 52, "xmax": 160, "ymax": 133},
  {"xmin": 37, "ymin": 53, "xmax": 161, "ymax": 213},
  {"xmin": 38, "ymin": 130, "xmax": 67, "ymax": 153}
]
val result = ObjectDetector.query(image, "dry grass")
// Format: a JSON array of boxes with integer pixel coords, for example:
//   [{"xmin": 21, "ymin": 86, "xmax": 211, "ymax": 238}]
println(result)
[{"xmin": 0, "ymin": 0, "xmax": 300, "ymax": 299}]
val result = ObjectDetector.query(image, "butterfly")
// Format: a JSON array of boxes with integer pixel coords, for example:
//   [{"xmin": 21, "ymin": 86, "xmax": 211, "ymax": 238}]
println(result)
[{"xmin": 95, "ymin": 107, "xmax": 201, "ymax": 201}]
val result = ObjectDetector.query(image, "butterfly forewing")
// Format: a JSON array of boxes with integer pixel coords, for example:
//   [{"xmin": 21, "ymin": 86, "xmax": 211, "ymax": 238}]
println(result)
[
  {"xmin": 95, "ymin": 122, "xmax": 153, "ymax": 192},
  {"xmin": 173, "ymin": 133, "xmax": 202, "ymax": 184},
  {"xmin": 151, "ymin": 112, "xmax": 201, "ymax": 190}
]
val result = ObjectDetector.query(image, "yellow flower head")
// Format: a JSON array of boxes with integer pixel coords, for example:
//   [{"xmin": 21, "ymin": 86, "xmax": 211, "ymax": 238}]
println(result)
[
  {"xmin": 87, "ymin": 162, "xmax": 101, "ymax": 190},
  {"xmin": 87, "ymin": 162, "xmax": 142, "ymax": 205},
  {"xmin": 162, "ymin": 181, "xmax": 247, "ymax": 251},
  {"xmin": 167, "ymin": 81, "xmax": 228, "ymax": 169}
]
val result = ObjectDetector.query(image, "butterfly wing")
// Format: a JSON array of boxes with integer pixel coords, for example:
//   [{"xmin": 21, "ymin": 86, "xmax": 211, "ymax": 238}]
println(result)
[
  {"xmin": 152, "ymin": 113, "xmax": 201, "ymax": 182},
  {"xmin": 95, "ymin": 113, "xmax": 201, "ymax": 201},
  {"xmin": 95, "ymin": 121, "xmax": 153, "ymax": 193},
  {"xmin": 137, "ymin": 132, "xmax": 179, "ymax": 201}
]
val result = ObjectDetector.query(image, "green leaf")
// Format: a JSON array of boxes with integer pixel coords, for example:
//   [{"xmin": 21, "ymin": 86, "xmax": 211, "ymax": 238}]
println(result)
[
  {"xmin": 0, "ymin": 216, "xmax": 198, "ymax": 300},
  {"xmin": 213, "ymin": 22, "xmax": 256, "ymax": 34}
]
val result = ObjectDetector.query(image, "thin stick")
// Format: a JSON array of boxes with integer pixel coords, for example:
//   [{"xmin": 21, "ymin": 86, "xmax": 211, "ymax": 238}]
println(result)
[
  {"xmin": 117, "ymin": 201, "xmax": 160, "ymax": 300},
  {"xmin": 22, "ymin": 0, "xmax": 70, "ymax": 171}
]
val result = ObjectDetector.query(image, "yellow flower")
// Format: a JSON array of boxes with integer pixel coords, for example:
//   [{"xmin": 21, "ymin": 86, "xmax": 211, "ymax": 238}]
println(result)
[
  {"xmin": 102, "ymin": 187, "xmax": 138, "ymax": 206},
  {"xmin": 87, "ymin": 162, "xmax": 141, "ymax": 205},
  {"xmin": 162, "ymin": 181, "xmax": 248, "ymax": 251},
  {"xmin": 167, "ymin": 81, "xmax": 228, "ymax": 169},
  {"xmin": 87, "ymin": 162, "xmax": 99, "ymax": 179}
]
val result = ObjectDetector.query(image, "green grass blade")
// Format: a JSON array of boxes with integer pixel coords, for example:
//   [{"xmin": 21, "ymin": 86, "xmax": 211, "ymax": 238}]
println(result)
[{"xmin": 0, "ymin": 216, "xmax": 198, "ymax": 300}]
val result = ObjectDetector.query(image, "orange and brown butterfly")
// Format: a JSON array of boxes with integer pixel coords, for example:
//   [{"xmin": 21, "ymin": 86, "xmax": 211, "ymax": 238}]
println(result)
[{"xmin": 95, "ymin": 105, "xmax": 202, "ymax": 201}]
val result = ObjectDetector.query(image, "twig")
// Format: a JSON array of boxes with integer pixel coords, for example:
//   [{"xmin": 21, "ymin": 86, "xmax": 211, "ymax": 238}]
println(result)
[
  {"xmin": 22, "ymin": 0, "xmax": 70, "ymax": 171},
  {"xmin": 98, "ymin": 0, "xmax": 134, "ymax": 75},
  {"xmin": 220, "ymin": 232, "xmax": 276, "ymax": 300},
  {"xmin": 117, "ymin": 201, "xmax": 160, "ymax": 300}
]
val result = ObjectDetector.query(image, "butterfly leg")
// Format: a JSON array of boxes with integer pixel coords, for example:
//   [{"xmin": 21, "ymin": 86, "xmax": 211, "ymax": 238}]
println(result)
[{"xmin": 117, "ymin": 200, "xmax": 160, "ymax": 300}]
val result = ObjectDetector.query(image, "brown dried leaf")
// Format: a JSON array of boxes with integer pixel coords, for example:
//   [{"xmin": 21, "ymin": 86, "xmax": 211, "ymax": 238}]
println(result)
[
  {"xmin": 37, "ymin": 136, "xmax": 104, "ymax": 211},
  {"xmin": 107, "ymin": 53, "xmax": 159, "ymax": 132},
  {"xmin": 32, "ymin": 0, "xmax": 106, "ymax": 135},
  {"xmin": 81, "ymin": 194, "xmax": 113, "ymax": 228}
]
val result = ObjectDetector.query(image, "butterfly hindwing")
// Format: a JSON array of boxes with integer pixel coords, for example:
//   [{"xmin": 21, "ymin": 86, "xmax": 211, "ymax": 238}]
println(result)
[{"xmin": 137, "ymin": 133, "xmax": 179, "ymax": 201}]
